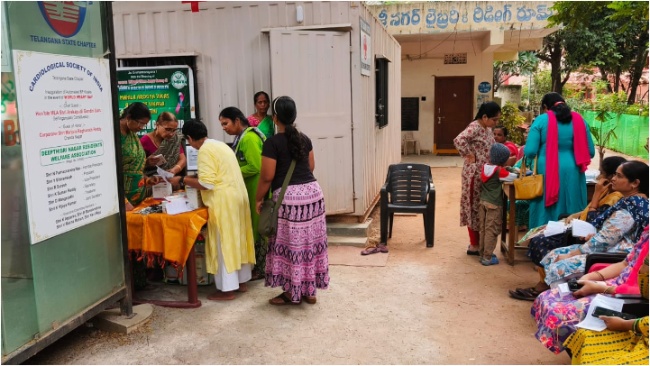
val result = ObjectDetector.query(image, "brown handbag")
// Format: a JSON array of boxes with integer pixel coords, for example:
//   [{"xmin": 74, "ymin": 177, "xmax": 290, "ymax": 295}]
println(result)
[{"xmin": 514, "ymin": 157, "xmax": 543, "ymax": 200}]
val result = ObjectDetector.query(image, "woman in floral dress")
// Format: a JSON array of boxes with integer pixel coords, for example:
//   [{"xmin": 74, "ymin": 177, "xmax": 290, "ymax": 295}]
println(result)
[
  {"xmin": 453, "ymin": 102, "xmax": 501, "ymax": 255},
  {"xmin": 530, "ymin": 226, "xmax": 648, "ymax": 354}
]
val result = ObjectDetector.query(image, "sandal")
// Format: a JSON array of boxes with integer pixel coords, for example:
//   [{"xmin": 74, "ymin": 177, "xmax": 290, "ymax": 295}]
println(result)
[
  {"xmin": 269, "ymin": 292, "xmax": 301, "ymax": 306},
  {"xmin": 361, "ymin": 246, "xmax": 380, "ymax": 256},
  {"xmin": 377, "ymin": 244, "xmax": 388, "ymax": 253},
  {"xmin": 508, "ymin": 287, "xmax": 540, "ymax": 301},
  {"xmin": 303, "ymin": 296, "xmax": 317, "ymax": 305},
  {"xmin": 466, "ymin": 245, "xmax": 479, "ymax": 256}
]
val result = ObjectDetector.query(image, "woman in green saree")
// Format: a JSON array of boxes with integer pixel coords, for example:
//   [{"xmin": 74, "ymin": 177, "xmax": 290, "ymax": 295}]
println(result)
[
  {"xmin": 247, "ymin": 91, "xmax": 274, "ymax": 139},
  {"xmin": 119, "ymin": 102, "xmax": 159, "ymax": 209}
]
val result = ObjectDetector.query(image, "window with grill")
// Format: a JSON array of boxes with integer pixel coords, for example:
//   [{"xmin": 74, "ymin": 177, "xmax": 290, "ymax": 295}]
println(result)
[{"xmin": 401, "ymin": 97, "xmax": 419, "ymax": 131}]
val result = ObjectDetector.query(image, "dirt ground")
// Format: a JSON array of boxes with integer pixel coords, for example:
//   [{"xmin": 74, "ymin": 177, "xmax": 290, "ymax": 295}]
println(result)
[{"xmin": 28, "ymin": 166, "xmax": 571, "ymax": 365}]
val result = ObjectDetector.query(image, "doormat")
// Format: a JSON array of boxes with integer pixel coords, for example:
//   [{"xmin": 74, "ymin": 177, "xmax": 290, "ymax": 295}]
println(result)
[{"xmin": 328, "ymin": 246, "xmax": 389, "ymax": 267}]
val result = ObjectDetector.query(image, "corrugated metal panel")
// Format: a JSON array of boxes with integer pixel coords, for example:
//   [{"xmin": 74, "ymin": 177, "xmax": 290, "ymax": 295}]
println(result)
[
  {"xmin": 112, "ymin": 1, "xmax": 401, "ymax": 217},
  {"xmin": 349, "ymin": 3, "xmax": 402, "ymax": 216}
]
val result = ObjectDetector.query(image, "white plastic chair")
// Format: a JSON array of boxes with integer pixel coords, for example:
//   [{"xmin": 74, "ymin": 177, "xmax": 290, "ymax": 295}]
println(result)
[{"xmin": 402, "ymin": 132, "xmax": 420, "ymax": 155}]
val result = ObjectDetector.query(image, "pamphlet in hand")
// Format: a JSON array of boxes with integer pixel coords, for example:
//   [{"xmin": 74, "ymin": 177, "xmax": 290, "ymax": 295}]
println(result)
[
  {"xmin": 517, "ymin": 225, "xmax": 546, "ymax": 245},
  {"xmin": 571, "ymin": 219, "xmax": 597, "ymax": 238},
  {"xmin": 544, "ymin": 221, "xmax": 567, "ymax": 237},
  {"xmin": 576, "ymin": 294, "xmax": 625, "ymax": 331},
  {"xmin": 156, "ymin": 166, "xmax": 175, "ymax": 183}
]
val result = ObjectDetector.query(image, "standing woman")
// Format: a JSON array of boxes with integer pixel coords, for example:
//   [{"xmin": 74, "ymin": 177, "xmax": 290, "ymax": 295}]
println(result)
[
  {"xmin": 454, "ymin": 102, "xmax": 501, "ymax": 255},
  {"xmin": 169, "ymin": 119, "xmax": 255, "ymax": 300},
  {"xmin": 219, "ymin": 106, "xmax": 267, "ymax": 280},
  {"xmin": 255, "ymin": 96, "xmax": 329, "ymax": 305},
  {"xmin": 119, "ymin": 102, "xmax": 159, "ymax": 208},
  {"xmin": 524, "ymin": 92, "xmax": 595, "ymax": 228},
  {"xmin": 140, "ymin": 111, "xmax": 186, "ymax": 177},
  {"xmin": 247, "ymin": 91, "xmax": 275, "ymax": 139}
]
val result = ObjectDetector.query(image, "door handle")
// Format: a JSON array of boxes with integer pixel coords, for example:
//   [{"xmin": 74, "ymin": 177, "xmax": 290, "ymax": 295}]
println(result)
[{"xmin": 437, "ymin": 116, "xmax": 445, "ymax": 124}]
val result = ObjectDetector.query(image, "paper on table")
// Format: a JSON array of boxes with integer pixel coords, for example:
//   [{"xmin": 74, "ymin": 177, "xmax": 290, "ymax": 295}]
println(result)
[
  {"xmin": 576, "ymin": 294, "xmax": 625, "ymax": 331},
  {"xmin": 572, "ymin": 219, "xmax": 597, "ymax": 238},
  {"xmin": 544, "ymin": 221, "xmax": 567, "ymax": 237},
  {"xmin": 156, "ymin": 166, "xmax": 175, "ymax": 183}
]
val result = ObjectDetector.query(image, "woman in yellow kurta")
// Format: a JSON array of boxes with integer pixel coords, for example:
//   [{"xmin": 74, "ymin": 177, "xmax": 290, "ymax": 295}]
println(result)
[
  {"xmin": 170, "ymin": 119, "xmax": 255, "ymax": 301},
  {"xmin": 564, "ymin": 255, "xmax": 648, "ymax": 364}
]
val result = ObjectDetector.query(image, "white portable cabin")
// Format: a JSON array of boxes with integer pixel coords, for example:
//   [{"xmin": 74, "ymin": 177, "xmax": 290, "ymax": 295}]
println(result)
[{"xmin": 112, "ymin": 1, "xmax": 402, "ymax": 219}]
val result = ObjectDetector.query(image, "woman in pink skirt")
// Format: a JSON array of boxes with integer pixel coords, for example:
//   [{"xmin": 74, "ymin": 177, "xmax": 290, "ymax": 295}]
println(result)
[{"xmin": 255, "ymin": 96, "xmax": 329, "ymax": 305}]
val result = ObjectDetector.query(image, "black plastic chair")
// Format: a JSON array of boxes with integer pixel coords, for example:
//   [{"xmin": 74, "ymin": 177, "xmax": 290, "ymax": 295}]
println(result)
[{"xmin": 380, "ymin": 163, "xmax": 435, "ymax": 248}]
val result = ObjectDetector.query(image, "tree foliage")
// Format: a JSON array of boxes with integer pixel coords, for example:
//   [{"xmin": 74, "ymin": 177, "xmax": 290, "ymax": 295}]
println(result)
[
  {"xmin": 493, "ymin": 52, "xmax": 539, "ymax": 92},
  {"xmin": 548, "ymin": 1, "xmax": 649, "ymax": 104}
]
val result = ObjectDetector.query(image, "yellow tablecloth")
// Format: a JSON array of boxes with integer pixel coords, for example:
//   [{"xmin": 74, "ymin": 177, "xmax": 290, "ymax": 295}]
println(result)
[{"xmin": 126, "ymin": 198, "xmax": 208, "ymax": 267}]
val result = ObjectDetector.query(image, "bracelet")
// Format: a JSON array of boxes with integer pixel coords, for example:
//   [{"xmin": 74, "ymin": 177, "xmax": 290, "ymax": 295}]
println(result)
[
  {"xmin": 633, "ymin": 318, "xmax": 642, "ymax": 335},
  {"xmin": 174, "ymin": 164, "xmax": 181, "ymax": 172},
  {"xmin": 179, "ymin": 176, "xmax": 185, "ymax": 189},
  {"xmin": 594, "ymin": 271, "xmax": 605, "ymax": 281},
  {"xmin": 602, "ymin": 286, "xmax": 615, "ymax": 295}
]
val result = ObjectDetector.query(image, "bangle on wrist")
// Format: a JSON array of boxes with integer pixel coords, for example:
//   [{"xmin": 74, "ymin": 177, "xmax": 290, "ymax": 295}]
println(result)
[
  {"xmin": 594, "ymin": 271, "xmax": 605, "ymax": 281},
  {"xmin": 633, "ymin": 318, "xmax": 642, "ymax": 335},
  {"xmin": 602, "ymin": 286, "xmax": 614, "ymax": 295}
]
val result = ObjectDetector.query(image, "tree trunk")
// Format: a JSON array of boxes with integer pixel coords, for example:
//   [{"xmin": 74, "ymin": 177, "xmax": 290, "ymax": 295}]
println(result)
[
  {"xmin": 549, "ymin": 40, "xmax": 563, "ymax": 94},
  {"xmin": 627, "ymin": 48, "xmax": 648, "ymax": 105}
]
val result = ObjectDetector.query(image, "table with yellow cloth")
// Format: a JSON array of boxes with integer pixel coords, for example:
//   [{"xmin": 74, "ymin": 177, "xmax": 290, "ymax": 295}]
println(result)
[{"xmin": 126, "ymin": 198, "xmax": 208, "ymax": 308}]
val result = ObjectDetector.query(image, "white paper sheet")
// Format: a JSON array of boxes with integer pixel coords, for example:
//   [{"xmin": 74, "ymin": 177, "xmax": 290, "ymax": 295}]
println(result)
[
  {"xmin": 156, "ymin": 166, "xmax": 175, "ymax": 183},
  {"xmin": 576, "ymin": 294, "xmax": 625, "ymax": 331},
  {"xmin": 572, "ymin": 219, "xmax": 597, "ymax": 238},
  {"xmin": 544, "ymin": 221, "xmax": 567, "ymax": 237}
]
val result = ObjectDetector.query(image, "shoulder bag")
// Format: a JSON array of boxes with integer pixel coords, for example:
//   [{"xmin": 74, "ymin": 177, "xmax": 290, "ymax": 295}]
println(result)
[
  {"xmin": 258, "ymin": 160, "xmax": 296, "ymax": 237},
  {"xmin": 514, "ymin": 157, "xmax": 543, "ymax": 200}
]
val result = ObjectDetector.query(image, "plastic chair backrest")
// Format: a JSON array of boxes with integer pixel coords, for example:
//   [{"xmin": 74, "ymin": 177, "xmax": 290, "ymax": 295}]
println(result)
[{"xmin": 386, "ymin": 164, "xmax": 431, "ymax": 205}]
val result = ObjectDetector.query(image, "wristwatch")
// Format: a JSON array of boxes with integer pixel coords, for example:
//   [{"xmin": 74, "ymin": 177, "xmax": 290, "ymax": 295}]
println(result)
[{"xmin": 179, "ymin": 176, "xmax": 185, "ymax": 189}]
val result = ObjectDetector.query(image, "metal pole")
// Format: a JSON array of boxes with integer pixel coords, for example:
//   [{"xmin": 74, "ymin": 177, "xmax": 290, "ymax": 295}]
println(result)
[{"xmin": 103, "ymin": 0, "xmax": 133, "ymax": 317}]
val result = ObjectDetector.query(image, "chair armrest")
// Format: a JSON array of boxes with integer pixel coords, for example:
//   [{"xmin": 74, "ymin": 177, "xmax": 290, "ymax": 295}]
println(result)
[
  {"xmin": 381, "ymin": 183, "xmax": 388, "ymax": 193},
  {"xmin": 585, "ymin": 252, "xmax": 628, "ymax": 273}
]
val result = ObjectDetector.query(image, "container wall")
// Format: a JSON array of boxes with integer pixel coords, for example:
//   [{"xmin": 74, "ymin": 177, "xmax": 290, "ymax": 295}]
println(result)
[{"xmin": 113, "ymin": 1, "xmax": 402, "ymax": 217}]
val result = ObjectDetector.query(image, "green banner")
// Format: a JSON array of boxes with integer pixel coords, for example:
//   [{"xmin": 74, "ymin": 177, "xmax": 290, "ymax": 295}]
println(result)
[
  {"xmin": 7, "ymin": 1, "xmax": 104, "ymax": 57},
  {"xmin": 117, "ymin": 66, "xmax": 195, "ymax": 135}
]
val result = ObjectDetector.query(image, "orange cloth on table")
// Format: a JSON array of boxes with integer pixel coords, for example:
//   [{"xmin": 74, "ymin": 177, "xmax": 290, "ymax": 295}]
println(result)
[{"xmin": 126, "ymin": 198, "xmax": 208, "ymax": 266}]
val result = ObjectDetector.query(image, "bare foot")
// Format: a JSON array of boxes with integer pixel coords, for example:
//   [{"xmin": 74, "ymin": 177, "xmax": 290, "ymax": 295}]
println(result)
[{"xmin": 207, "ymin": 291, "xmax": 236, "ymax": 301}]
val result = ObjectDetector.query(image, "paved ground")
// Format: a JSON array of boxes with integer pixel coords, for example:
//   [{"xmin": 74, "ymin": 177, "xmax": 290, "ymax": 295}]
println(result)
[{"xmin": 26, "ymin": 149, "xmax": 643, "ymax": 364}]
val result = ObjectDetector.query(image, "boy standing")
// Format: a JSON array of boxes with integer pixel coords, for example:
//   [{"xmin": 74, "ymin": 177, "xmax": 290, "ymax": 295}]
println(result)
[{"xmin": 478, "ymin": 143, "xmax": 513, "ymax": 266}]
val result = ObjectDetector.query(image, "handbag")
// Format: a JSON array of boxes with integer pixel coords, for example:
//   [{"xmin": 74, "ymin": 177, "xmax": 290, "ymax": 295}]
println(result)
[
  {"xmin": 258, "ymin": 160, "xmax": 296, "ymax": 237},
  {"xmin": 514, "ymin": 157, "xmax": 544, "ymax": 200}
]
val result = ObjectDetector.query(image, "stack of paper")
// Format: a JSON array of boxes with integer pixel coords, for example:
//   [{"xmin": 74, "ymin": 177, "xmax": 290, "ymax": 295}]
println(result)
[
  {"xmin": 572, "ymin": 219, "xmax": 597, "ymax": 238},
  {"xmin": 576, "ymin": 294, "xmax": 625, "ymax": 331},
  {"xmin": 544, "ymin": 221, "xmax": 567, "ymax": 237}
]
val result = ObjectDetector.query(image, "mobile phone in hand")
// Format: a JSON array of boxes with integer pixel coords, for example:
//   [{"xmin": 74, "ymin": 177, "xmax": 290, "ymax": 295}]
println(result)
[
  {"xmin": 567, "ymin": 278, "xmax": 583, "ymax": 292},
  {"xmin": 591, "ymin": 306, "xmax": 636, "ymax": 320}
]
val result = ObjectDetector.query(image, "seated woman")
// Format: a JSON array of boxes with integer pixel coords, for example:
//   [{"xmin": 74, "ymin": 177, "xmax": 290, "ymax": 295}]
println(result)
[
  {"xmin": 510, "ymin": 161, "xmax": 649, "ymax": 301},
  {"xmin": 530, "ymin": 226, "xmax": 648, "ymax": 354},
  {"xmin": 140, "ymin": 112, "xmax": 186, "ymax": 177},
  {"xmin": 564, "ymin": 255, "xmax": 648, "ymax": 364},
  {"xmin": 518, "ymin": 157, "xmax": 627, "ymax": 282}
]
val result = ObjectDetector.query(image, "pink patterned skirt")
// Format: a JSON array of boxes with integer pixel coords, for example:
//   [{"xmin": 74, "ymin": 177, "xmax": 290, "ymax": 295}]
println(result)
[{"xmin": 265, "ymin": 181, "xmax": 329, "ymax": 303}]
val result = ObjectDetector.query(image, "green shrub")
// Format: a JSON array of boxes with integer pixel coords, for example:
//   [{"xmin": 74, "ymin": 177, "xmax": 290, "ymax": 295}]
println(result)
[{"xmin": 500, "ymin": 102, "xmax": 527, "ymax": 145}]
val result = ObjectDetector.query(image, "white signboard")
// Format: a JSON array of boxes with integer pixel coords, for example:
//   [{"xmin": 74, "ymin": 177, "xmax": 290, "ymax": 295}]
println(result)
[
  {"xmin": 360, "ymin": 18, "xmax": 372, "ymax": 76},
  {"xmin": 13, "ymin": 50, "xmax": 119, "ymax": 244}
]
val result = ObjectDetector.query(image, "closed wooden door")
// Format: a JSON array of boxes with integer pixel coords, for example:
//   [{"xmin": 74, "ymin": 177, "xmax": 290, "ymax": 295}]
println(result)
[
  {"xmin": 434, "ymin": 76, "xmax": 474, "ymax": 153},
  {"xmin": 270, "ymin": 29, "xmax": 354, "ymax": 214}
]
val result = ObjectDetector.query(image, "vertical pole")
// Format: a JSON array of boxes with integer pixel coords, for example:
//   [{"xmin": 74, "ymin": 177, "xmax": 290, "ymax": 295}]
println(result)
[{"xmin": 103, "ymin": 1, "xmax": 133, "ymax": 317}]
